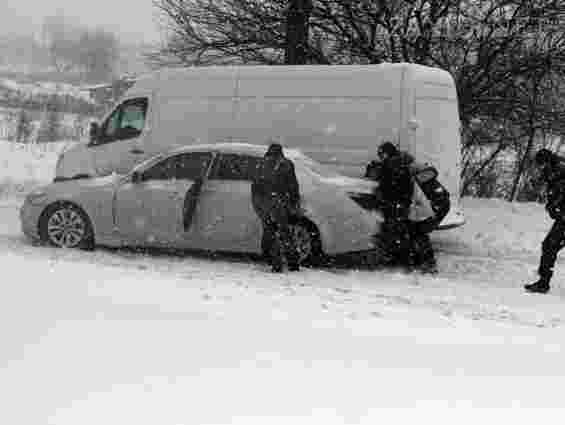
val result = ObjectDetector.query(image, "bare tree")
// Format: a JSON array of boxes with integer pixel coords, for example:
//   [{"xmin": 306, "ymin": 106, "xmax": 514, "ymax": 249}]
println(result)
[
  {"xmin": 42, "ymin": 14, "xmax": 82, "ymax": 72},
  {"xmin": 15, "ymin": 109, "xmax": 33, "ymax": 144},
  {"xmin": 78, "ymin": 29, "xmax": 120, "ymax": 83},
  {"xmin": 42, "ymin": 15, "xmax": 120, "ymax": 83},
  {"xmin": 284, "ymin": 0, "xmax": 313, "ymax": 64}
]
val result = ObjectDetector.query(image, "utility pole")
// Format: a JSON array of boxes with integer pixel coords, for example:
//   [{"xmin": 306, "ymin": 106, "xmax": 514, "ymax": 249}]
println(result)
[{"xmin": 284, "ymin": 0, "xmax": 313, "ymax": 64}]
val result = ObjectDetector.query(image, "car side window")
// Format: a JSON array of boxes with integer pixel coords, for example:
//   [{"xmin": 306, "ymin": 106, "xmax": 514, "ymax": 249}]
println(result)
[
  {"xmin": 98, "ymin": 97, "xmax": 148, "ymax": 145},
  {"xmin": 142, "ymin": 152, "xmax": 212, "ymax": 181},
  {"xmin": 176, "ymin": 152, "xmax": 213, "ymax": 180},
  {"xmin": 210, "ymin": 154, "xmax": 261, "ymax": 181},
  {"xmin": 141, "ymin": 156, "xmax": 176, "ymax": 181}
]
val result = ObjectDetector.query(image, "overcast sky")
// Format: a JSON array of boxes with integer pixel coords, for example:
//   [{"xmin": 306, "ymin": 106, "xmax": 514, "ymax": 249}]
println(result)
[{"xmin": 2, "ymin": 0, "xmax": 161, "ymax": 43}]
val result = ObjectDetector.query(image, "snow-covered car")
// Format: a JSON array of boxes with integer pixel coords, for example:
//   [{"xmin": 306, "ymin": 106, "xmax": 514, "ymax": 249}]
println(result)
[{"xmin": 20, "ymin": 143, "xmax": 386, "ymax": 264}]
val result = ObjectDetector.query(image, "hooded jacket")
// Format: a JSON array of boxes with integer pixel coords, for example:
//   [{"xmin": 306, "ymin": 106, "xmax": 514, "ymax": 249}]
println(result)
[
  {"xmin": 366, "ymin": 152, "xmax": 443, "ymax": 226},
  {"xmin": 251, "ymin": 146, "xmax": 300, "ymax": 219}
]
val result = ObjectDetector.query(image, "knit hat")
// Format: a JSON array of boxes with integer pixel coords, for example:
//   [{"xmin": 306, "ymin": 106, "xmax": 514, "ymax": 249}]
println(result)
[
  {"xmin": 377, "ymin": 141, "xmax": 399, "ymax": 158},
  {"xmin": 534, "ymin": 149, "xmax": 554, "ymax": 166},
  {"xmin": 266, "ymin": 143, "xmax": 283, "ymax": 157}
]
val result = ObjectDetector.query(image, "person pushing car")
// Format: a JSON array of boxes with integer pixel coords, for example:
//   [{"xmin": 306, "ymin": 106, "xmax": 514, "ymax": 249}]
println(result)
[
  {"xmin": 365, "ymin": 141, "xmax": 450, "ymax": 273},
  {"xmin": 525, "ymin": 149, "xmax": 565, "ymax": 293},
  {"xmin": 251, "ymin": 143, "xmax": 301, "ymax": 273}
]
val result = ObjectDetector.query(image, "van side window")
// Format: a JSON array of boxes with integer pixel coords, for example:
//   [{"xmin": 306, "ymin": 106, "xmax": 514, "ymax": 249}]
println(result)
[
  {"xmin": 142, "ymin": 152, "xmax": 212, "ymax": 181},
  {"xmin": 210, "ymin": 154, "xmax": 261, "ymax": 181},
  {"xmin": 98, "ymin": 97, "xmax": 148, "ymax": 145}
]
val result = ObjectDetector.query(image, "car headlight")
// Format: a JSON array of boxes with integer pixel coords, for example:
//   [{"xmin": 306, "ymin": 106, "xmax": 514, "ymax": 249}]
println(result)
[{"xmin": 26, "ymin": 191, "xmax": 49, "ymax": 205}]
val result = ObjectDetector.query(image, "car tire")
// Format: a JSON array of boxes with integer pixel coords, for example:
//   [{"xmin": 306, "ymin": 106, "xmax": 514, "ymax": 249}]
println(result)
[
  {"xmin": 39, "ymin": 203, "xmax": 95, "ymax": 250},
  {"xmin": 289, "ymin": 220, "xmax": 324, "ymax": 267}
]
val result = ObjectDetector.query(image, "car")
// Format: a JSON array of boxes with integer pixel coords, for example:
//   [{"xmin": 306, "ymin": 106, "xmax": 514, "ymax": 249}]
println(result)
[{"xmin": 21, "ymin": 143, "xmax": 390, "ymax": 264}]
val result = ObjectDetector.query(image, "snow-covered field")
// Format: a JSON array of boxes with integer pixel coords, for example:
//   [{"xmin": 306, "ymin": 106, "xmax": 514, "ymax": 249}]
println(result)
[
  {"xmin": 1, "ymin": 139, "xmax": 565, "ymax": 424},
  {"xmin": 0, "ymin": 78, "xmax": 93, "ymax": 102}
]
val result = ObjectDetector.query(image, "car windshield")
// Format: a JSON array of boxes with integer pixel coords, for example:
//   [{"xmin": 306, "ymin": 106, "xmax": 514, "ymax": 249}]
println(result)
[{"xmin": 131, "ymin": 153, "xmax": 164, "ymax": 174}]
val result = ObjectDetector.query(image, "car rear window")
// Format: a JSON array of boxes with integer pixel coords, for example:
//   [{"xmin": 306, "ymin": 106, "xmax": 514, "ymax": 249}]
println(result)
[{"xmin": 210, "ymin": 153, "xmax": 262, "ymax": 181}]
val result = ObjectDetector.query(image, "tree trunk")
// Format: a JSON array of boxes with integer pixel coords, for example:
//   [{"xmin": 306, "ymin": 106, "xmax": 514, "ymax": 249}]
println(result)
[
  {"xmin": 284, "ymin": 0, "xmax": 312, "ymax": 65},
  {"xmin": 508, "ymin": 129, "xmax": 536, "ymax": 201},
  {"xmin": 508, "ymin": 80, "xmax": 540, "ymax": 202},
  {"xmin": 461, "ymin": 143, "xmax": 505, "ymax": 195}
]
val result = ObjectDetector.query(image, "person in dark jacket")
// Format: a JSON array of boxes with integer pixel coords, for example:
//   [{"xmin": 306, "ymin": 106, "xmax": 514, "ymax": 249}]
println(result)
[
  {"xmin": 366, "ymin": 142, "xmax": 448, "ymax": 273},
  {"xmin": 407, "ymin": 160, "xmax": 450, "ymax": 274},
  {"xmin": 368, "ymin": 141, "xmax": 415, "ymax": 269},
  {"xmin": 252, "ymin": 143, "xmax": 301, "ymax": 273},
  {"xmin": 525, "ymin": 149, "xmax": 565, "ymax": 293}
]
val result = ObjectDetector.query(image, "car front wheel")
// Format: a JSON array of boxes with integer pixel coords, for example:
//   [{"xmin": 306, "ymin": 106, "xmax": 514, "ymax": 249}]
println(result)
[{"xmin": 39, "ymin": 203, "xmax": 94, "ymax": 250}]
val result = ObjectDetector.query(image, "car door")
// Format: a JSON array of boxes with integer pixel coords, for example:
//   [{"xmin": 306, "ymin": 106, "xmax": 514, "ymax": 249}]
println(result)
[
  {"xmin": 190, "ymin": 153, "xmax": 263, "ymax": 253},
  {"xmin": 114, "ymin": 152, "xmax": 214, "ymax": 247},
  {"xmin": 89, "ymin": 94, "xmax": 153, "ymax": 176}
]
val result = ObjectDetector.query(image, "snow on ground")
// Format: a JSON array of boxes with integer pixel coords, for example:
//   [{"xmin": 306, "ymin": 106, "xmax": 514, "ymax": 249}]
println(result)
[
  {"xmin": 0, "ymin": 139, "xmax": 77, "ymax": 200},
  {"xmin": 2, "ymin": 139, "xmax": 565, "ymax": 423}
]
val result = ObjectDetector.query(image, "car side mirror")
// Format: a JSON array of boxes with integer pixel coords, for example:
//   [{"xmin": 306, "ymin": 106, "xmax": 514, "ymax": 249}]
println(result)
[
  {"xmin": 88, "ymin": 122, "xmax": 100, "ymax": 145},
  {"xmin": 131, "ymin": 171, "xmax": 143, "ymax": 183}
]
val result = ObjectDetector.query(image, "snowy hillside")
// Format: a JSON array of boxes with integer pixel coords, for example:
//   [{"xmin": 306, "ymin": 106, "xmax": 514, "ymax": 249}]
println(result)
[
  {"xmin": 0, "ymin": 140, "xmax": 77, "ymax": 200},
  {"xmin": 0, "ymin": 78, "xmax": 92, "ymax": 102},
  {"xmin": 1, "ymin": 138, "xmax": 565, "ymax": 423}
]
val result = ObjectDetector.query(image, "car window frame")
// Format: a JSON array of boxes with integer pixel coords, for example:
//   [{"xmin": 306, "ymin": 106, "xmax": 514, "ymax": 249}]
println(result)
[
  {"xmin": 209, "ymin": 153, "xmax": 262, "ymax": 182},
  {"xmin": 95, "ymin": 97, "xmax": 149, "ymax": 146},
  {"xmin": 141, "ymin": 151, "xmax": 214, "ymax": 182}
]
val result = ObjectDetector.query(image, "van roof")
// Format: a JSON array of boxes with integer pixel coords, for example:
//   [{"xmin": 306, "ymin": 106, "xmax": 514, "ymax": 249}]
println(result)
[{"xmin": 128, "ymin": 63, "xmax": 455, "ymax": 95}]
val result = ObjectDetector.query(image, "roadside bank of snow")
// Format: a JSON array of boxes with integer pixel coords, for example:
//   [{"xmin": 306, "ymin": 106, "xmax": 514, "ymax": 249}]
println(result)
[
  {"xmin": 434, "ymin": 197, "xmax": 550, "ymax": 258},
  {"xmin": 0, "ymin": 139, "xmax": 77, "ymax": 199}
]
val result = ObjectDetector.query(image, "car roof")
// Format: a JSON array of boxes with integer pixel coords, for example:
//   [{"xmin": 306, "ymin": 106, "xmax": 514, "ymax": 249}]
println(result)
[{"xmin": 166, "ymin": 142, "xmax": 305, "ymax": 160}]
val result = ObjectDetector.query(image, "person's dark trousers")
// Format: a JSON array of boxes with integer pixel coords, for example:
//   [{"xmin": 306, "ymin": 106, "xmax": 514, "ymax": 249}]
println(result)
[
  {"xmin": 410, "ymin": 226, "xmax": 437, "ymax": 271},
  {"xmin": 260, "ymin": 202, "xmax": 300, "ymax": 272},
  {"xmin": 537, "ymin": 220, "xmax": 565, "ymax": 283},
  {"xmin": 373, "ymin": 218, "xmax": 412, "ymax": 267}
]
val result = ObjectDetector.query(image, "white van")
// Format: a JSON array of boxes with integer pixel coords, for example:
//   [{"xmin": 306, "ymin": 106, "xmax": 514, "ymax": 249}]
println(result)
[{"xmin": 56, "ymin": 63, "xmax": 465, "ymax": 228}]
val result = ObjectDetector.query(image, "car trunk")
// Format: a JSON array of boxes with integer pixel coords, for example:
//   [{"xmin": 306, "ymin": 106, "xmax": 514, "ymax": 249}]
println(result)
[{"xmin": 316, "ymin": 175, "xmax": 378, "ymax": 211}]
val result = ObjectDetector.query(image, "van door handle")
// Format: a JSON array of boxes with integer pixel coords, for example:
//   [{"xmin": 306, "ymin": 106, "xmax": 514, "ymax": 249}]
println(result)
[{"xmin": 130, "ymin": 148, "xmax": 145, "ymax": 154}]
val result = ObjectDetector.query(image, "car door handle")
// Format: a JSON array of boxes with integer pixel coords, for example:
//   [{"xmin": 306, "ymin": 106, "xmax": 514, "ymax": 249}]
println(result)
[
  {"xmin": 130, "ymin": 148, "xmax": 145, "ymax": 154},
  {"xmin": 168, "ymin": 193, "xmax": 184, "ymax": 200}
]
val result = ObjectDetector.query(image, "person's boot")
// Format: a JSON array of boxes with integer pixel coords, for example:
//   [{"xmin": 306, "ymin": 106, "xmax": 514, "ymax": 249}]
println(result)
[
  {"xmin": 419, "ymin": 260, "xmax": 439, "ymax": 275},
  {"xmin": 524, "ymin": 275, "xmax": 551, "ymax": 294},
  {"xmin": 288, "ymin": 263, "xmax": 300, "ymax": 272},
  {"xmin": 271, "ymin": 263, "xmax": 284, "ymax": 273}
]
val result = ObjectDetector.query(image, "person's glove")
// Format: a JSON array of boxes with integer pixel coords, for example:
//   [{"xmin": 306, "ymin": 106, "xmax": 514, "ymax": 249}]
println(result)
[{"xmin": 548, "ymin": 205, "xmax": 561, "ymax": 220}]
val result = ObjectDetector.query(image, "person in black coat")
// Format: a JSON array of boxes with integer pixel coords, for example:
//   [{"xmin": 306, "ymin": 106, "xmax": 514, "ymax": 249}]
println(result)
[
  {"xmin": 367, "ymin": 141, "xmax": 415, "ymax": 269},
  {"xmin": 366, "ymin": 142, "xmax": 447, "ymax": 273},
  {"xmin": 251, "ymin": 143, "xmax": 301, "ymax": 273},
  {"xmin": 525, "ymin": 149, "xmax": 565, "ymax": 293}
]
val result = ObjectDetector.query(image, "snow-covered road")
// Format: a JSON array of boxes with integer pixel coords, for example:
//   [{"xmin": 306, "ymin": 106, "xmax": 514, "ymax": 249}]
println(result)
[
  {"xmin": 2, "ymin": 199, "xmax": 565, "ymax": 424},
  {"xmin": 2, "ymin": 141, "xmax": 565, "ymax": 422}
]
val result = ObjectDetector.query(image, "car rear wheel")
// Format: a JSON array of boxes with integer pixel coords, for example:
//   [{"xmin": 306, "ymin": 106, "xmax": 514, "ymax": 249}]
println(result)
[
  {"xmin": 290, "ymin": 220, "xmax": 323, "ymax": 266},
  {"xmin": 39, "ymin": 203, "xmax": 94, "ymax": 250}
]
